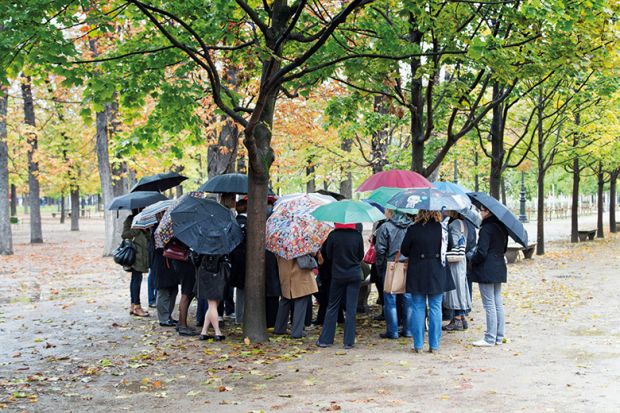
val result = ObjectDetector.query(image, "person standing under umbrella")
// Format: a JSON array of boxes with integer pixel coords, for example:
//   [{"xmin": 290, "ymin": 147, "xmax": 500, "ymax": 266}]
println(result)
[
  {"xmin": 400, "ymin": 210, "xmax": 455, "ymax": 353},
  {"xmin": 375, "ymin": 209, "xmax": 412, "ymax": 339},
  {"xmin": 442, "ymin": 211, "xmax": 472, "ymax": 331},
  {"xmin": 122, "ymin": 209, "xmax": 150, "ymax": 317},
  {"xmin": 316, "ymin": 223, "xmax": 365, "ymax": 349},
  {"xmin": 197, "ymin": 254, "xmax": 231, "ymax": 341},
  {"xmin": 468, "ymin": 205, "xmax": 509, "ymax": 347}
]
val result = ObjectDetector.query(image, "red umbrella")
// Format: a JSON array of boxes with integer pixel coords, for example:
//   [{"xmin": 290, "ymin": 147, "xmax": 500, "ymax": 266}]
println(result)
[{"xmin": 356, "ymin": 170, "xmax": 432, "ymax": 192}]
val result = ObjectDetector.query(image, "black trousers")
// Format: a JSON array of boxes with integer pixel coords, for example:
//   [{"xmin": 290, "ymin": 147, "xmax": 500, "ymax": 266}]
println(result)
[{"xmin": 130, "ymin": 270, "xmax": 143, "ymax": 304}]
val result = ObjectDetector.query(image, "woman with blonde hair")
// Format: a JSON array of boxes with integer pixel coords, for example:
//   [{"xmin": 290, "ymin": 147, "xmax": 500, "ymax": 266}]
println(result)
[{"xmin": 400, "ymin": 209, "xmax": 455, "ymax": 353}]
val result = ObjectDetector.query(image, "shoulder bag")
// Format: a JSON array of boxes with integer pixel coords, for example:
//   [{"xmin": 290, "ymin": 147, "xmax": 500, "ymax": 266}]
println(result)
[
  {"xmin": 383, "ymin": 251, "xmax": 407, "ymax": 294},
  {"xmin": 113, "ymin": 239, "xmax": 136, "ymax": 267}
]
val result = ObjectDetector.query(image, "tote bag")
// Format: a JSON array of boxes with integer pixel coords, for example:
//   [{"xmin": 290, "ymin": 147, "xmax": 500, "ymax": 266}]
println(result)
[{"xmin": 383, "ymin": 252, "xmax": 406, "ymax": 294}]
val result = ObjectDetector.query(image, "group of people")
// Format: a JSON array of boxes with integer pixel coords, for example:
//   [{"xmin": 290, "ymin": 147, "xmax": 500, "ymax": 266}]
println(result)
[{"xmin": 120, "ymin": 195, "xmax": 510, "ymax": 352}]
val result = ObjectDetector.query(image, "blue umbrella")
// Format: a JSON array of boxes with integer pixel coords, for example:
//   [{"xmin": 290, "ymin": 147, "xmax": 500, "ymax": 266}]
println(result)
[
  {"xmin": 386, "ymin": 188, "xmax": 470, "ymax": 214},
  {"xmin": 362, "ymin": 199, "xmax": 385, "ymax": 214},
  {"xmin": 432, "ymin": 181, "xmax": 470, "ymax": 195},
  {"xmin": 198, "ymin": 173, "xmax": 275, "ymax": 195},
  {"xmin": 467, "ymin": 192, "xmax": 528, "ymax": 247},
  {"xmin": 107, "ymin": 191, "xmax": 168, "ymax": 211}
]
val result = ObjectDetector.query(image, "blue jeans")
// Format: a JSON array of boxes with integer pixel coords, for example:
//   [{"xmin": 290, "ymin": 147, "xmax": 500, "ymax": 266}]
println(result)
[
  {"xmin": 319, "ymin": 278, "xmax": 361, "ymax": 346},
  {"xmin": 384, "ymin": 292, "xmax": 412, "ymax": 338},
  {"xmin": 411, "ymin": 293, "xmax": 443, "ymax": 350},
  {"xmin": 147, "ymin": 270, "xmax": 157, "ymax": 306},
  {"xmin": 479, "ymin": 283, "xmax": 505, "ymax": 344}
]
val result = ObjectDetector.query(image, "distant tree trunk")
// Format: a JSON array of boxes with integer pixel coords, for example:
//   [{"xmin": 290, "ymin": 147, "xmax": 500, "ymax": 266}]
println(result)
[
  {"xmin": 339, "ymin": 138, "xmax": 352, "ymax": 199},
  {"xmin": 474, "ymin": 151, "xmax": 480, "ymax": 192},
  {"xmin": 371, "ymin": 95, "xmax": 389, "ymax": 174},
  {"xmin": 10, "ymin": 184, "xmax": 17, "ymax": 217},
  {"xmin": 0, "ymin": 85, "xmax": 13, "ymax": 255},
  {"xmin": 60, "ymin": 192, "xmax": 66, "ymax": 224},
  {"xmin": 489, "ymin": 83, "xmax": 505, "ymax": 200},
  {"xmin": 570, "ymin": 114, "xmax": 580, "ymax": 243},
  {"xmin": 21, "ymin": 77, "xmax": 43, "ymax": 244},
  {"xmin": 306, "ymin": 158, "xmax": 316, "ymax": 193},
  {"xmin": 596, "ymin": 162, "xmax": 604, "ymax": 238},
  {"xmin": 609, "ymin": 169, "xmax": 617, "ymax": 233},
  {"xmin": 70, "ymin": 188, "xmax": 80, "ymax": 231}
]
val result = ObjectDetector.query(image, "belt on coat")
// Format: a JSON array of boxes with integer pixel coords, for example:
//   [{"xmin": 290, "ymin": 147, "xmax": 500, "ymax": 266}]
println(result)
[{"xmin": 417, "ymin": 253, "xmax": 440, "ymax": 259}]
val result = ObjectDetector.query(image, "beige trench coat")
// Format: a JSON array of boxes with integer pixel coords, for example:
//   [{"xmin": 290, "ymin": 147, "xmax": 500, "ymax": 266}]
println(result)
[{"xmin": 276, "ymin": 256, "xmax": 318, "ymax": 300}]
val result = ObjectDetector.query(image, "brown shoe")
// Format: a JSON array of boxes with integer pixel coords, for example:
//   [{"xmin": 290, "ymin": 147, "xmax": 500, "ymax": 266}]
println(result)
[{"xmin": 131, "ymin": 305, "xmax": 150, "ymax": 317}]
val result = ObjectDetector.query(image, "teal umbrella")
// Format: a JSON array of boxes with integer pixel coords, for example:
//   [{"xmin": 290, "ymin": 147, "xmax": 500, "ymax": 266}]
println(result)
[
  {"xmin": 311, "ymin": 200, "xmax": 385, "ymax": 224},
  {"xmin": 368, "ymin": 187, "xmax": 403, "ymax": 207}
]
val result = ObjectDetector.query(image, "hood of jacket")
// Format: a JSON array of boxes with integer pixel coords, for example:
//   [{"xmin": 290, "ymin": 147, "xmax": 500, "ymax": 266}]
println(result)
[{"xmin": 390, "ymin": 211, "xmax": 411, "ymax": 228}]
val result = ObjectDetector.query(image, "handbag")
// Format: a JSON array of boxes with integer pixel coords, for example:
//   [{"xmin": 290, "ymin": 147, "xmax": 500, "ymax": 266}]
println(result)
[
  {"xmin": 383, "ymin": 252, "xmax": 407, "ymax": 294},
  {"xmin": 446, "ymin": 220, "xmax": 466, "ymax": 263},
  {"xmin": 163, "ymin": 240, "xmax": 189, "ymax": 262},
  {"xmin": 113, "ymin": 239, "xmax": 136, "ymax": 267},
  {"xmin": 296, "ymin": 254, "xmax": 318, "ymax": 270},
  {"xmin": 363, "ymin": 243, "xmax": 377, "ymax": 264}
]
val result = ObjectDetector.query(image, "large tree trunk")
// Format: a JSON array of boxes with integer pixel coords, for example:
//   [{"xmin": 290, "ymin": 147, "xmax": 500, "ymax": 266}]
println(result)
[
  {"xmin": 60, "ymin": 192, "xmax": 66, "ymax": 224},
  {"xmin": 207, "ymin": 120, "xmax": 239, "ymax": 178},
  {"xmin": 70, "ymin": 188, "xmax": 80, "ymax": 231},
  {"xmin": 21, "ymin": 78, "xmax": 43, "ymax": 244},
  {"xmin": 489, "ymin": 83, "xmax": 504, "ymax": 200},
  {"xmin": 596, "ymin": 162, "xmax": 604, "ymax": 238},
  {"xmin": 500, "ymin": 177, "xmax": 507, "ymax": 205},
  {"xmin": 0, "ymin": 85, "xmax": 12, "ymax": 255},
  {"xmin": 535, "ymin": 105, "xmax": 545, "ymax": 256},
  {"xmin": 306, "ymin": 158, "xmax": 316, "ymax": 193},
  {"xmin": 610, "ymin": 169, "xmax": 618, "ymax": 233},
  {"xmin": 96, "ymin": 103, "xmax": 119, "ymax": 255},
  {"xmin": 339, "ymin": 138, "xmax": 352, "ymax": 199},
  {"xmin": 371, "ymin": 95, "xmax": 389, "ymax": 174}
]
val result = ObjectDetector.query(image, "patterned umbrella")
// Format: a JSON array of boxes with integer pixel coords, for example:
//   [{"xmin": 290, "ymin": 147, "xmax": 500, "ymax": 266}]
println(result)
[
  {"xmin": 131, "ymin": 200, "xmax": 176, "ymax": 229},
  {"xmin": 432, "ymin": 181, "xmax": 470, "ymax": 195},
  {"xmin": 266, "ymin": 195, "xmax": 334, "ymax": 260},
  {"xmin": 154, "ymin": 192, "xmax": 206, "ymax": 249},
  {"xmin": 386, "ymin": 188, "xmax": 470, "ymax": 214}
]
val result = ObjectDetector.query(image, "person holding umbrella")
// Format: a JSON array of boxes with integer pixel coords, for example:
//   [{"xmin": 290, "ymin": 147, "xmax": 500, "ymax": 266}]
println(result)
[
  {"xmin": 400, "ymin": 209, "xmax": 455, "ymax": 353},
  {"xmin": 122, "ymin": 209, "xmax": 151, "ymax": 317},
  {"xmin": 468, "ymin": 205, "xmax": 509, "ymax": 347}
]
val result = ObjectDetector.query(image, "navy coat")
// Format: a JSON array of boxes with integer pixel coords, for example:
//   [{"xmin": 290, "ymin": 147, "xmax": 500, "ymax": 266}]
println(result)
[
  {"xmin": 400, "ymin": 221, "xmax": 455, "ymax": 295},
  {"xmin": 468, "ymin": 215, "xmax": 508, "ymax": 283}
]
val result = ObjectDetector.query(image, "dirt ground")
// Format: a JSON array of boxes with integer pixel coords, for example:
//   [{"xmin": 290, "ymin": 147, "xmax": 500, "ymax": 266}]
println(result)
[{"xmin": 1, "ymin": 216, "xmax": 619, "ymax": 412}]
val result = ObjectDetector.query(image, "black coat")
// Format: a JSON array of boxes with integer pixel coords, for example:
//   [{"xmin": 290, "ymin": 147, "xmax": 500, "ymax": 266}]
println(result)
[
  {"xmin": 468, "ymin": 215, "xmax": 508, "ymax": 283},
  {"xmin": 149, "ymin": 231, "xmax": 179, "ymax": 289},
  {"xmin": 265, "ymin": 250, "xmax": 281, "ymax": 297},
  {"xmin": 400, "ymin": 221, "xmax": 455, "ymax": 295},
  {"xmin": 323, "ymin": 228, "xmax": 364, "ymax": 282},
  {"xmin": 229, "ymin": 222, "xmax": 247, "ymax": 289}
]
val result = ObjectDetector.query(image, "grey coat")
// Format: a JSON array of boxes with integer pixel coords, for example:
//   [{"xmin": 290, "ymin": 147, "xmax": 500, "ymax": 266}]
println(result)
[{"xmin": 375, "ymin": 212, "xmax": 411, "ymax": 278}]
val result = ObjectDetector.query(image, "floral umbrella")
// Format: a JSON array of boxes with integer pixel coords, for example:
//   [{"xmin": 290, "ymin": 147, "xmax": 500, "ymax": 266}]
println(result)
[
  {"xmin": 154, "ymin": 192, "xmax": 207, "ymax": 249},
  {"xmin": 266, "ymin": 194, "xmax": 334, "ymax": 260}
]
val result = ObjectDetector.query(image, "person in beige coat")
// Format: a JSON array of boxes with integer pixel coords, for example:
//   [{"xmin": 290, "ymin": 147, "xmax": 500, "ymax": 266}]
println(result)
[{"xmin": 273, "ymin": 256, "xmax": 318, "ymax": 338}]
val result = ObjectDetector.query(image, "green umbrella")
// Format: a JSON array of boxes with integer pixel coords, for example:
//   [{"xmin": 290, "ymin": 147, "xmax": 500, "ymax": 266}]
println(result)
[
  {"xmin": 311, "ymin": 200, "xmax": 385, "ymax": 224},
  {"xmin": 368, "ymin": 187, "xmax": 403, "ymax": 207}
]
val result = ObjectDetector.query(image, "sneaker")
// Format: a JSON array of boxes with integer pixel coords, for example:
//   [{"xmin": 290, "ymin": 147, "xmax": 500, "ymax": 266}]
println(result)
[
  {"xmin": 496, "ymin": 337, "xmax": 506, "ymax": 345},
  {"xmin": 444, "ymin": 318, "xmax": 464, "ymax": 332},
  {"xmin": 442, "ymin": 318, "xmax": 456, "ymax": 331},
  {"xmin": 472, "ymin": 339, "xmax": 494, "ymax": 347}
]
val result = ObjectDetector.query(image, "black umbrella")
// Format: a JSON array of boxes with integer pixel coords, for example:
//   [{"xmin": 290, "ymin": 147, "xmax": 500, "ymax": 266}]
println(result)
[
  {"xmin": 130, "ymin": 172, "xmax": 187, "ymax": 193},
  {"xmin": 197, "ymin": 173, "xmax": 275, "ymax": 195},
  {"xmin": 467, "ymin": 192, "xmax": 528, "ymax": 247},
  {"xmin": 170, "ymin": 196, "xmax": 243, "ymax": 255},
  {"xmin": 316, "ymin": 189, "xmax": 346, "ymax": 201},
  {"xmin": 107, "ymin": 191, "xmax": 168, "ymax": 211}
]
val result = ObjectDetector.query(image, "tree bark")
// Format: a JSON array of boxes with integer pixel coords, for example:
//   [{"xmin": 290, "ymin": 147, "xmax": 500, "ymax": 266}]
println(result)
[
  {"xmin": 489, "ymin": 83, "xmax": 504, "ymax": 200},
  {"xmin": 0, "ymin": 84, "xmax": 12, "ymax": 255},
  {"xmin": 371, "ymin": 95, "xmax": 389, "ymax": 174},
  {"xmin": 96, "ymin": 102, "xmax": 119, "ymax": 255},
  {"xmin": 596, "ymin": 162, "xmax": 604, "ymax": 238},
  {"xmin": 60, "ymin": 192, "xmax": 66, "ymax": 224},
  {"xmin": 570, "ymin": 113, "xmax": 580, "ymax": 243},
  {"xmin": 536, "ymin": 101, "xmax": 545, "ymax": 256},
  {"xmin": 21, "ymin": 77, "xmax": 43, "ymax": 244},
  {"xmin": 609, "ymin": 170, "xmax": 617, "ymax": 233},
  {"xmin": 306, "ymin": 158, "xmax": 316, "ymax": 193},
  {"xmin": 500, "ymin": 177, "xmax": 507, "ymax": 205},
  {"xmin": 70, "ymin": 188, "xmax": 80, "ymax": 231},
  {"xmin": 207, "ymin": 120, "xmax": 239, "ymax": 178},
  {"xmin": 339, "ymin": 138, "xmax": 352, "ymax": 199},
  {"xmin": 10, "ymin": 184, "xmax": 17, "ymax": 217},
  {"xmin": 474, "ymin": 151, "xmax": 480, "ymax": 192}
]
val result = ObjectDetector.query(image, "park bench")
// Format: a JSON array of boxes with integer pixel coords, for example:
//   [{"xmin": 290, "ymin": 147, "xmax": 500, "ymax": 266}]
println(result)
[
  {"xmin": 505, "ymin": 243, "xmax": 537, "ymax": 263},
  {"xmin": 577, "ymin": 230, "xmax": 596, "ymax": 242}
]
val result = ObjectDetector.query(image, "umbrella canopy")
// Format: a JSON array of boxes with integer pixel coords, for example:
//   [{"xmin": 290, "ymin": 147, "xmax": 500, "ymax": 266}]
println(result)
[
  {"xmin": 107, "ymin": 191, "xmax": 168, "ymax": 211},
  {"xmin": 316, "ymin": 189, "xmax": 346, "ymax": 201},
  {"xmin": 362, "ymin": 199, "xmax": 384, "ymax": 214},
  {"xmin": 170, "ymin": 196, "xmax": 243, "ymax": 255},
  {"xmin": 386, "ymin": 188, "xmax": 470, "ymax": 214},
  {"xmin": 311, "ymin": 200, "xmax": 385, "ymax": 224},
  {"xmin": 459, "ymin": 204, "xmax": 482, "ymax": 228},
  {"xmin": 197, "ymin": 173, "xmax": 275, "ymax": 195},
  {"xmin": 467, "ymin": 192, "xmax": 528, "ymax": 247},
  {"xmin": 154, "ymin": 192, "xmax": 206, "ymax": 249},
  {"xmin": 266, "ymin": 195, "xmax": 334, "ymax": 260},
  {"xmin": 432, "ymin": 181, "xmax": 470, "ymax": 195},
  {"xmin": 274, "ymin": 192, "xmax": 337, "ymax": 207},
  {"xmin": 356, "ymin": 170, "xmax": 432, "ymax": 192},
  {"xmin": 368, "ymin": 187, "xmax": 403, "ymax": 207},
  {"xmin": 131, "ymin": 200, "xmax": 176, "ymax": 229},
  {"xmin": 130, "ymin": 172, "xmax": 187, "ymax": 193}
]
